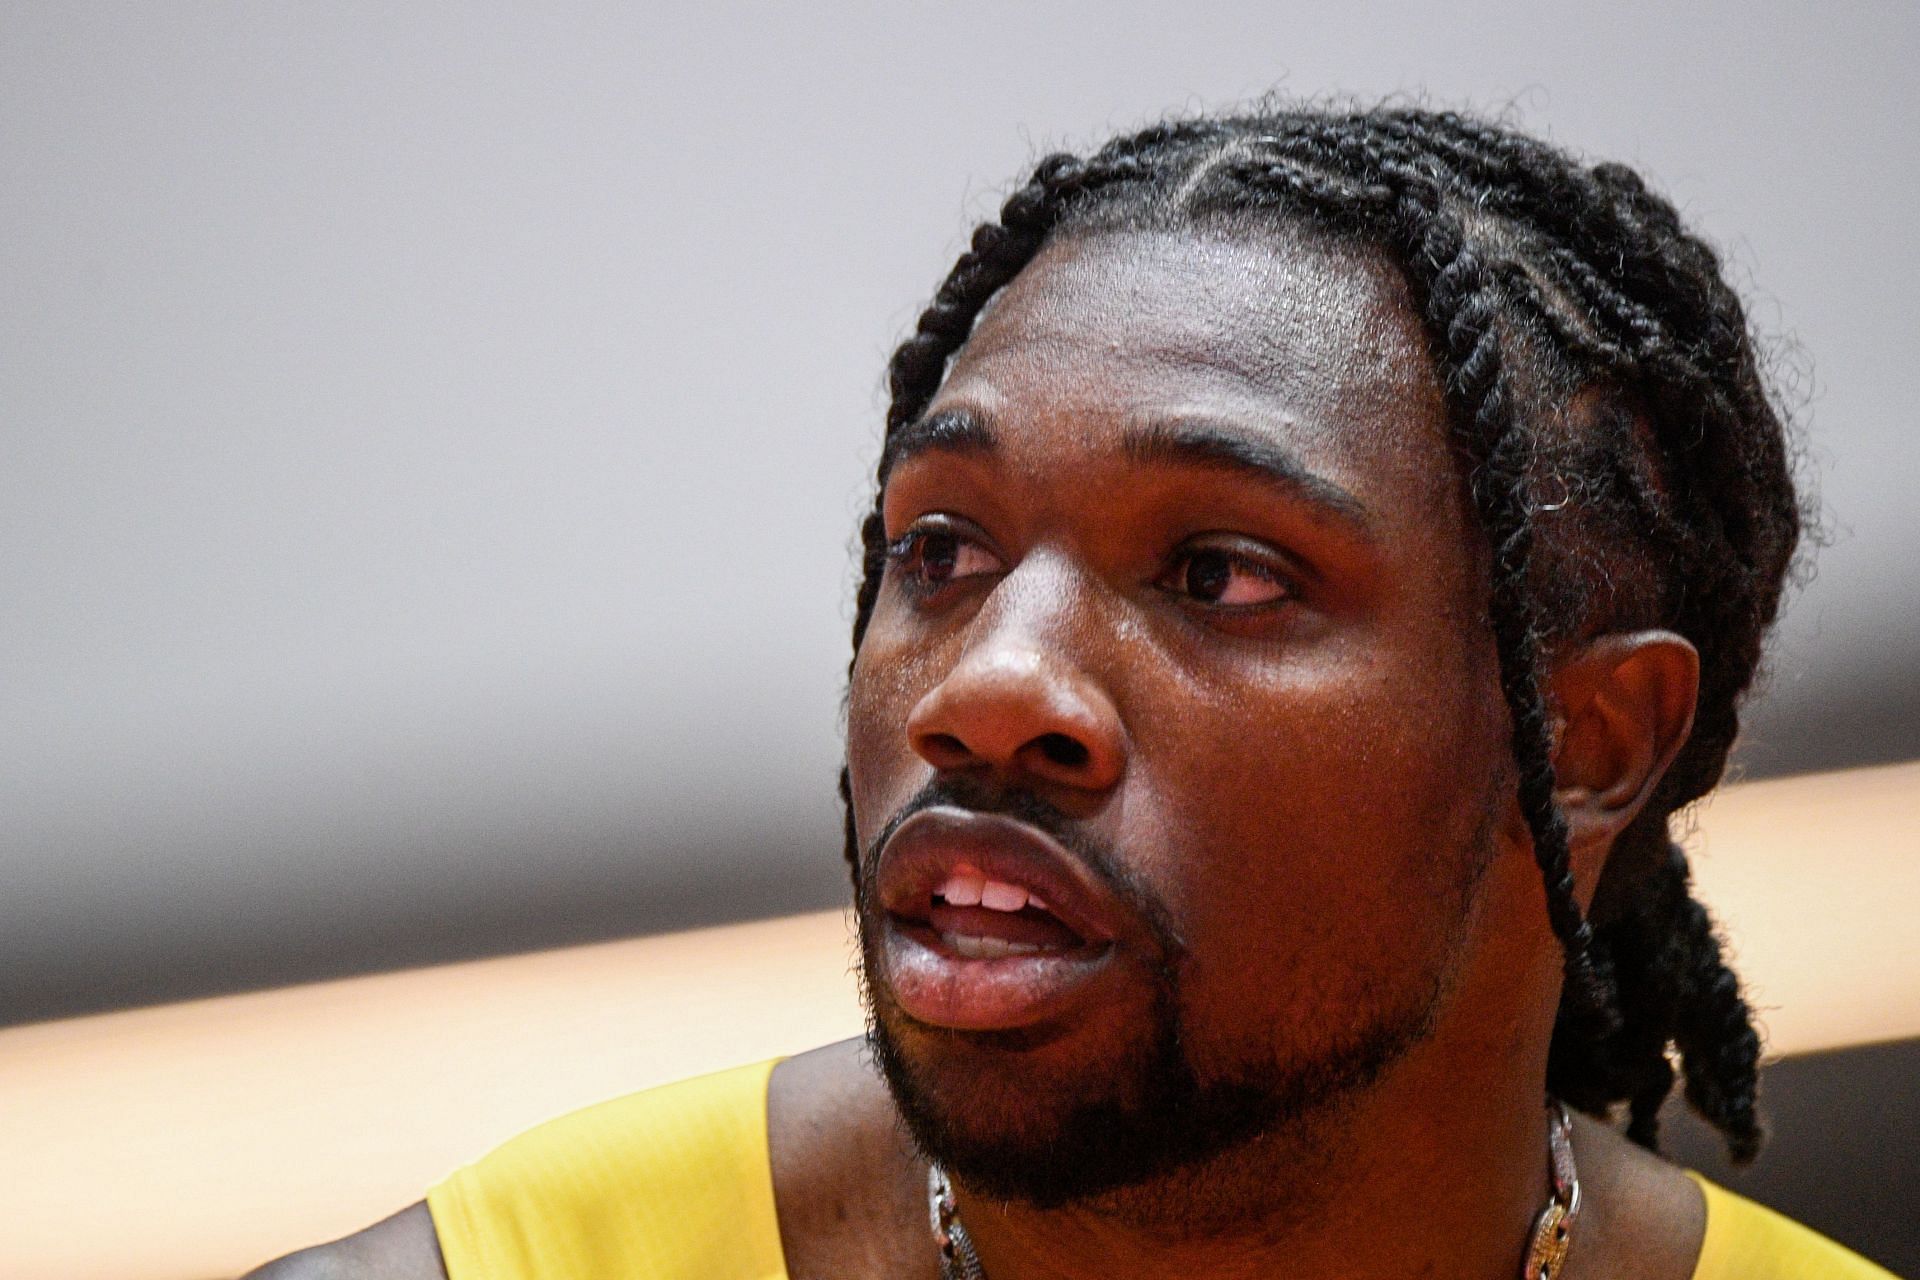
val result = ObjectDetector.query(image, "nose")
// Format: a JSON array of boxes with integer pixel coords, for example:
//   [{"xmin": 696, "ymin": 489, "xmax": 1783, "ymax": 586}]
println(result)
[{"xmin": 905, "ymin": 582, "xmax": 1127, "ymax": 795}]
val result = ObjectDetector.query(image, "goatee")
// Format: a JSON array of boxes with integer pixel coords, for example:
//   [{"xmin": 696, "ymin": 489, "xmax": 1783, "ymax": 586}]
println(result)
[{"xmin": 852, "ymin": 778, "xmax": 1446, "ymax": 1223}]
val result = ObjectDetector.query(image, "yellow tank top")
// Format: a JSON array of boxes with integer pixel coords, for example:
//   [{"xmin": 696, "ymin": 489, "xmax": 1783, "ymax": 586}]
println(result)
[{"xmin": 426, "ymin": 1059, "xmax": 1898, "ymax": 1279}]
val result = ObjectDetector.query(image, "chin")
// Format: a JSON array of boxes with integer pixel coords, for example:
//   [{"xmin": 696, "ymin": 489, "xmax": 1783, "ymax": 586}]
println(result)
[
  {"xmin": 866, "ymin": 987, "xmax": 1249, "ymax": 1208},
  {"xmin": 862, "ymin": 968, "xmax": 1444, "ymax": 1216}
]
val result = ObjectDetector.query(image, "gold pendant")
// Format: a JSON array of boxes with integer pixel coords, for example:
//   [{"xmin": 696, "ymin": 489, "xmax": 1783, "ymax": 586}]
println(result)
[{"xmin": 1523, "ymin": 1197, "xmax": 1573, "ymax": 1280}]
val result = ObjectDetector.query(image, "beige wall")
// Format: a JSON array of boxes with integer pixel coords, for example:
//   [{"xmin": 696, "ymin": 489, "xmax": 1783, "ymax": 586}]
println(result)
[{"xmin": 4, "ymin": 763, "xmax": 1916, "ymax": 1280}]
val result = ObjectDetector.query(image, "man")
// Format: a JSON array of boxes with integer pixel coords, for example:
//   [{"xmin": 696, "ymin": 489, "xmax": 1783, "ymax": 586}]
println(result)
[{"xmin": 250, "ymin": 106, "xmax": 1895, "ymax": 1278}]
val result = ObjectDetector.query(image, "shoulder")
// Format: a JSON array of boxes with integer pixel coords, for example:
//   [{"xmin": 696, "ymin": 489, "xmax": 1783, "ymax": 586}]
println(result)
[
  {"xmin": 241, "ymin": 1204, "xmax": 446, "ymax": 1280},
  {"xmin": 1568, "ymin": 1113, "xmax": 1710, "ymax": 1280},
  {"xmin": 429, "ymin": 1056, "xmax": 793, "ymax": 1278},
  {"xmin": 767, "ymin": 1039, "xmax": 934, "ymax": 1279},
  {"xmin": 251, "ymin": 1058, "xmax": 804, "ymax": 1280},
  {"xmin": 1689, "ymin": 1176, "xmax": 1901, "ymax": 1280},
  {"xmin": 1567, "ymin": 1114, "xmax": 1897, "ymax": 1280}
]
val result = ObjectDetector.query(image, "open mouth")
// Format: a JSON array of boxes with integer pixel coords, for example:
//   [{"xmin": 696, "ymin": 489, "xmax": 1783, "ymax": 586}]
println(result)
[
  {"xmin": 914, "ymin": 867, "xmax": 1089, "ymax": 958},
  {"xmin": 871, "ymin": 805, "xmax": 1135, "ymax": 1030}
]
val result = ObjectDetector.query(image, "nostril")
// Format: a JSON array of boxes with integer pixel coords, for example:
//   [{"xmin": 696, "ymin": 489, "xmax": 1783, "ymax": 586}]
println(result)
[
  {"xmin": 1035, "ymin": 733, "xmax": 1090, "ymax": 769},
  {"xmin": 920, "ymin": 732, "xmax": 971, "ymax": 765}
]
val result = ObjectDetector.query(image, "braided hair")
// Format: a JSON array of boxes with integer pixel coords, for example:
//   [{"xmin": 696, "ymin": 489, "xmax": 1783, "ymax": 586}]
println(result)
[{"xmin": 841, "ymin": 106, "xmax": 1801, "ymax": 1163}]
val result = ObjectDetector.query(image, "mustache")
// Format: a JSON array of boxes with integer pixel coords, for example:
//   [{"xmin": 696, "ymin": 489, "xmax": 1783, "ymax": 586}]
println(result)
[{"xmin": 859, "ymin": 774, "xmax": 1187, "ymax": 965}]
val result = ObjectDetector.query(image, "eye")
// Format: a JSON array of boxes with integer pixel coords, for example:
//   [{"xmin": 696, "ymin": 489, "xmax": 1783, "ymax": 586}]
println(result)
[
  {"xmin": 886, "ymin": 520, "xmax": 1003, "ymax": 594},
  {"xmin": 1162, "ymin": 544, "xmax": 1293, "ymax": 608}
]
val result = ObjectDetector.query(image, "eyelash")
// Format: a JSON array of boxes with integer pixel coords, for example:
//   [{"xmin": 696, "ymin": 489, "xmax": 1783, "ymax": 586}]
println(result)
[
  {"xmin": 884, "ymin": 521, "xmax": 1298, "ymax": 612},
  {"xmin": 884, "ymin": 523, "xmax": 999, "ymax": 599},
  {"xmin": 1159, "ymin": 544, "xmax": 1295, "ymax": 610}
]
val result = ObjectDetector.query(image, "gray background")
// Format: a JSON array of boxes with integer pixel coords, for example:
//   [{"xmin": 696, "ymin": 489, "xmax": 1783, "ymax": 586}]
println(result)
[{"xmin": 5, "ymin": 2, "xmax": 1916, "ymax": 1025}]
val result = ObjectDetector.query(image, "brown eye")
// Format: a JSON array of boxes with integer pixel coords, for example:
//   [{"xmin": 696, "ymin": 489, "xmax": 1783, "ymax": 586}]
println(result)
[
  {"xmin": 886, "ymin": 522, "xmax": 1003, "ymax": 594},
  {"xmin": 1167, "ymin": 545, "xmax": 1292, "ymax": 607},
  {"xmin": 918, "ymin": 530, "xmax": 961, "ymax": 583},
  {"xmin": 1183, "ymin": 548, "xmax": 1233, "ymax": 601}
]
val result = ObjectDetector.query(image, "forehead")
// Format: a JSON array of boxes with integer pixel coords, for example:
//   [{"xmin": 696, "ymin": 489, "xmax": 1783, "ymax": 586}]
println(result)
[{"xmin": 924, "ymin": 227, "xmax": 1459, "ymax": 517}]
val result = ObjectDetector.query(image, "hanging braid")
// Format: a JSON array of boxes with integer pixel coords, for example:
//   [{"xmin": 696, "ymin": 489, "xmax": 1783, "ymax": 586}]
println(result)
[{"xmin": 841, "ymin": 104, "xmax": 1800, "ymax": 1163}]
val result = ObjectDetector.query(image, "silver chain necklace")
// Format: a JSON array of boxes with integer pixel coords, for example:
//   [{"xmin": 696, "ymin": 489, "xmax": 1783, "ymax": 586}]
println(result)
[
  {"xmin": 927, "ymin": 1101, "xmax": 1581, "ymax": 1280},
  {"xmin": 927, "ymin": 1161, "xmax": 987, "ymax": 1280}
]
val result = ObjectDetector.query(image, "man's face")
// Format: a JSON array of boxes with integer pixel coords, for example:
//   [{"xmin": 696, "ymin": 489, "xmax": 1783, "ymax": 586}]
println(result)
[{"xmin": 846, "ymin": 227, "xmax": 1519, "ymax": 1209}]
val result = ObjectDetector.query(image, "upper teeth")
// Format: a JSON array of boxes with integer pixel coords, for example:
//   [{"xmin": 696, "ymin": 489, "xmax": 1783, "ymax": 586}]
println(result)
[{"xmin": 936, "ymin": 869, "xmax": 1047, "ymax": 913}]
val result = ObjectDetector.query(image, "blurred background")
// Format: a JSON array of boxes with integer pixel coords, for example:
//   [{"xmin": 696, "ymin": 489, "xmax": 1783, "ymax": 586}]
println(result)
[
  {"xmin": 1, "ymin": 3, "xmax": 1915, "ymax": 1276},
  {"xmin": 7, "ymin": 0, "xmax": 1917, "ymax": 1027}
]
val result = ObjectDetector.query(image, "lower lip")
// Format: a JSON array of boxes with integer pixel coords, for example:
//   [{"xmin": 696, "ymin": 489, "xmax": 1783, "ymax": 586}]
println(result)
[{"xmin": 878, "ymin": 916, "xmax": 1117, "ymax": 1031}]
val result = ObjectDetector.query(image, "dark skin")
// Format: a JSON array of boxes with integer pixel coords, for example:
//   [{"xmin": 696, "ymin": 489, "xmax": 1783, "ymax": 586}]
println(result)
[{"xmin": 247, "ymin": 228, "xmax": 1707, "ymax": 1279}]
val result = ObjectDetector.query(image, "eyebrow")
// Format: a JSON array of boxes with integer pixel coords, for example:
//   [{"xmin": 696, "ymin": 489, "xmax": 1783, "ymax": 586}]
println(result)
[
  {"xmin": 880, "ymin": 408, "xmax": 1375, "ymax": 542},
  {"xmin": 1122, "ymin": 419, "xmax": 1376, "ymax": 539},
  {"xmin": 878, "ymin": 408, "xmax": 997, "ymax": 482}
]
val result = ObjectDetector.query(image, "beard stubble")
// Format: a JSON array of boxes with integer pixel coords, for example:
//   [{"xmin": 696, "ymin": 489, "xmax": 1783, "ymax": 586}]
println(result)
[{"xmin": 851, "ymin": 778, "xmax": 1499, "ymax": 1232}]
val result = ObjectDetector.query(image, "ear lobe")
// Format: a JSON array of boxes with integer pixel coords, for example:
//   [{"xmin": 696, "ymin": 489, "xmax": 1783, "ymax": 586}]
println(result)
[{"xmin": 1547, "ymin": 631, "xmax": 1700, "ymax": 891}]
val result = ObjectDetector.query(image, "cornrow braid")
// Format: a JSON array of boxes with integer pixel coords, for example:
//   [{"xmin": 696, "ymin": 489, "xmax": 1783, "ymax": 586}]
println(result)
[
  {"xmin": 1573, "ymin": 832, "xmax": 1764, "ymax": 1161},
  {"xmin": 842, "ymin": 105, "xmax": 1801, "ymax": 1163},
  {"xmin": 1375, "ymin": 176, "xmax": 1622, "ymax": 1043}
]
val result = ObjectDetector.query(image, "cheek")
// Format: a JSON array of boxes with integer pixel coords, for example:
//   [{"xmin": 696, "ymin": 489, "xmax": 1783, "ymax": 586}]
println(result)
[
  {"xmin": 1134, "ymin": 629, "xmax": 1507, "ymax": 1027},
  {"xmin": 845, "ymin": 622, "xmax": 940, "ymax": 852}
]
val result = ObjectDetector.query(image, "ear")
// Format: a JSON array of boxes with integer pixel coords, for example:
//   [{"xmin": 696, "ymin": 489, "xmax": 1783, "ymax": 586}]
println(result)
[{"xmin": 1545, "ymin": 630, "xmax": 1699, "ymax": 905}]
